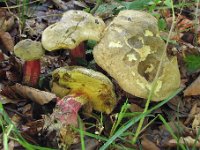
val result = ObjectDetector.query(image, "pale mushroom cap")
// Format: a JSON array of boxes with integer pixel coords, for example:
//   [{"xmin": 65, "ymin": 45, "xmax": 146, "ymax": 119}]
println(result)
[
  {"xmin": 14, "ymin": 39, "xmax": 44, "ymax": 61},
  {"xmin": 93, "ymin": 10, "xmax": 181, "ymax": 101},
  {"xmin": 42, "ymin": 10, "xmax": 105, "ymax": 51}
]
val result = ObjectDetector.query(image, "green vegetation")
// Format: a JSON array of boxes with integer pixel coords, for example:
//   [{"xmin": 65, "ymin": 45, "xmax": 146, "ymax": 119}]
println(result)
[
  {"xmin": 0, "ymin": 102, "xmax": 54, "ymax": 150},
  {"xmin": 184, "ymin": 55, "xmax": 200, "ymax": 73}
]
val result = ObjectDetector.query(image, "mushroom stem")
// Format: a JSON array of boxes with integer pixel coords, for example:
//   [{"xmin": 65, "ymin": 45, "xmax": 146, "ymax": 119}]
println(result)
[
  {"xmin": 69, "ymin": 42, "xmax": 85, "ymax": 65},
  {"xmin": 55, "ymin": 95, "xmax": 87, "ymax": 126},
  {"xmin": 23, "ymin": 59, "xmax": 40, "ymax": 87}
]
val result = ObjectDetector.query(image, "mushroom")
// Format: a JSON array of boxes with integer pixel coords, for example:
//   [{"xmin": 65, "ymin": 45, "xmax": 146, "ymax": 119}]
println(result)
[
  {"xmin": 43, "ymin": 66, "xmax": 117, "ymax": 148},
  {"xmin": 93, "ymin": 10, "xmax": 181, "ymax": 101},
  {"xmin": 51, "ymin": 66, "xmax": 117, "ymax": 114},
  {"xmin": 14, "ymin": 39, "xmax": 44, "ymax": 87},
  {"xmin": 42, "ymin": 10, "xmax": 105, "ymax": 64}
]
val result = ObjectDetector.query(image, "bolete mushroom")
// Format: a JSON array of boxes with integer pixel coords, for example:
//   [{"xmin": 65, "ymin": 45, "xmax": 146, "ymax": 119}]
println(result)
[
  {"xmin": 44, "ymin": 66, "xmax": 117, "ymax": 148},
  {"xmin": 42, "ymin": 10, "xmax": 105, "ymax": 64},
  {"xmin": 93, "ymin": 10, "xmax": 181, "ymax": 101},
  {"xmin": 14, "ymin": 39, "xmax": 44, "ymax": 87},
  {"xmin": 51, "ymin": 66, "xmax": 116, "ymax": 114}
]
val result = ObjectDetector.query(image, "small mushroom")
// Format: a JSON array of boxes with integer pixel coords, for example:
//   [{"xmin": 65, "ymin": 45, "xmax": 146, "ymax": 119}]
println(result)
[
  {"xmin": 14, "ymin": 39, "xmax": 44, "ymax": 86},
  {"xmin": 42, "ymin": 10, "xmax": 105, "ymax": 64},
  {"xmin": 93, "ymin": 10, "xmax": 181, "ymax": 101},
  {"xmin": 43, "ymin": 66, "xmax": 116, "ymax": 148}
]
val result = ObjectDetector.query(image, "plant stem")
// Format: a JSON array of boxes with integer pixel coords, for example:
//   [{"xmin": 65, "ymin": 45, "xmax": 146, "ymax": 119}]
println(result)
[
  {"xmin": 3, "ymin": 124, "xmax": 13, "ymax": 150},
  {"xmin": 132, "ymin": 0, "xmax": 176, "ymax": 144}
]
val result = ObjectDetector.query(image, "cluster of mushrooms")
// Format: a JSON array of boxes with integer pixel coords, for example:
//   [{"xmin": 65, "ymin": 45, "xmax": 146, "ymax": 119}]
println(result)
[{"xmin": 14, "ymin": 10, "xmax": 181, "ymax": 148}]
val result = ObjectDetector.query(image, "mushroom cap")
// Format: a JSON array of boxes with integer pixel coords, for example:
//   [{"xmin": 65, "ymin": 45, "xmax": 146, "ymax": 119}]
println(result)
[
  {"xmin": 93, "ymin": 10, "xmax": 181, "ymax": 101},
  {"xmin": 51, "ymin": 66, "xmax": 117, "ymax": 114},
  {"xmin": 14, "ymin": 39, "xmax": 44, "ymax": 60},
  {"xmin": 42, "ymin": 10, "xmax": 105, "ymax": 51}
]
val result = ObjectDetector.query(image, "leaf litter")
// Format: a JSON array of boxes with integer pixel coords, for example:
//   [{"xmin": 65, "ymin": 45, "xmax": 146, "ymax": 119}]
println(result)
[{"xmin": 0, "ymin": 0, "xmax": 200, "ymax": 149}]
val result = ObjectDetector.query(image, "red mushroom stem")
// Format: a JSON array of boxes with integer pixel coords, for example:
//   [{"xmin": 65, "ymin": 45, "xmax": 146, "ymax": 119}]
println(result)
[
  {"xmin": 0, "ymin": 52, "xmax": 4, "ymax": 62},
  {"xmin": 54, "ymin": 95, "xmax": 84, "ymax": 126},
  {"xmin": 23, "ymin": 59, "xmax": 40, "ymax": 87},
  {"xmin": 69, "ymin": 42, "xmax": 85, "ymax": 65}
]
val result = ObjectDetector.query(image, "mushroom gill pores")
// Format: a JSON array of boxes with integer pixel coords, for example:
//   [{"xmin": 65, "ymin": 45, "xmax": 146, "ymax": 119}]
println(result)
[
  {"xmin": 51, "ymin": 67, "xmax": 116, "ymax": 114},
  {"xmin": 93, "ymin": 10, "xmax": 181, "ymax": 101}
]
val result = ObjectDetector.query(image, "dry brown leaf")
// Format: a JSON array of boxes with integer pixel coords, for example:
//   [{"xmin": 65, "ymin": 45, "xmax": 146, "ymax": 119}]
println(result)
[
  {"xmin": 0, "ymin": 31, "xmax": 14, "ymax": 52},
  {"xmin": 176, "ymin": 15, "xmax": 193, "ymax": 32},
  {"xmin": 11, "ymin": 114, "xmax": 22, "ymax": 126},
  {"xmin": 184, "ymin": 103, "xmax": 198, "ymax": 125},
  {"xmin": 22, "ymin": 119, "xmax": 44, "ymax": 136},
  {"xmin": 129, "ymin": 103, "xmax": 144, "ymax": 112},
  {"xmin": 0, "ymin": 8, "xmax": 14, "ymax": 32},
  {"xmin": 51, "ymin": 0, "xmax": 70, "ymax": 10},
  {"xmin": 11, "ymin": 83, "xmax": 57, "ymax": 105},
  {"xmin": 70, "ymin": 138, "xmax": 99, "ymax": 150},
  {"xmin": 192, "ymin": 113, "xmax": 200, "ymax": 131},
  {"xmin": 159, "ymin": 121, "xmax": 191, "ymax": 136},
  {"xmin": 0, "ymin": 94, "xmax": 19, "ymax": 104},
  {"xmin": 167, "ymin": 136, "xmax": 200, "ymax": 147},
  {"xmin": 141, "ymin": 136, "xmax": 160, "ymax": 150},
  {"xmin": 8, "ymin": 140, "xmax": 15, "ymax": 150},
  {"xmin": 184, "ymin": 75, "xmax": 200, "ymax": 96}
]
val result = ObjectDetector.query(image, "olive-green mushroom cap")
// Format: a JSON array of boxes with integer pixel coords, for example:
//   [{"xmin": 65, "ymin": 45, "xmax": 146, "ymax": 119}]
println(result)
[
  {"xmin": 93, "ymin": 10, "xmax": 181, "ymax": 101},
  {"xmin": 14, "ymin": 39, "xmax": 44, "ymax": 61},
  {"xmin": 41, "ymin": 10, "xmax": 105, "ymax": 51}
]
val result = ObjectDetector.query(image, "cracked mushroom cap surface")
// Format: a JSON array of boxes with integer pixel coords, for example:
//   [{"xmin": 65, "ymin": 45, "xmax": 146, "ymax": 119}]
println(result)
[
  {"xmin": 93, "ymin": 10, "xmax": 181, "ymax": 101},
  {"xmin": 42, "ymin": 10, "xmax": 105, "ymax": 51},
  {"xmin": 51, "ymin": 66, "xmax": 117, "ymax": 114},
  {"xmin": 14, "ymin": 39, "xmax": 44, "ymax": 60}
]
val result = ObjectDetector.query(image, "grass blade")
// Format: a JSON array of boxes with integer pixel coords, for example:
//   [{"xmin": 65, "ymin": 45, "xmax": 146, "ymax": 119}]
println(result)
[
  {"xmin": 78, "ymin": 116, "xmax": 85, "ymax": 150},
  {"xmin": 99, "ymin": 88, "xmax": 183, "ymax": 150},
  {"xmin": 158, "ymin": 114, "xmax": 186, "ymax": 150}
]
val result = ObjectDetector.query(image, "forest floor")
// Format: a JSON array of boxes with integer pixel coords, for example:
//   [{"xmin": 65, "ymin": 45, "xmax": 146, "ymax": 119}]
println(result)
[{"xmin": 0, "ymin": 0, "xmax": 200, "ymax": 150}]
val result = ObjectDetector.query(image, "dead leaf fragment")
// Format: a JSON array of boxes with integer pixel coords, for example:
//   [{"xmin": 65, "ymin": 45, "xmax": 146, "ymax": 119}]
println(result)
[
  {"xmin": 184, "ymin": 75, "xmax": 200, "ymax": 96},
  {"xmin": 167, "ymin": 136, "xmax": 200, "ymax": 148},
  {"xmin": 0, "ymin": 8, "xmax": 14, "ymax": 32},
  {"xmin": 0, "ymin": 31, "xmax": 14, "ymax": 52},
  {"xmin": 141, "ymin": 136, "xmax": 160, "ymax": 150},
  {"xmin": 129, "ymin": 103, "xmax": 143, "ymax": 112},
  {"xmin": 192, "ymin": 113, "xmax": 200, "ymax": 131},
  {"xmin": 176, "ymin": 15, "xmax": 193, "ymax": 32},
  {"xmin": 0, "ymin": 94, "xmax": 19, "ymax": 104},
  {"xmin": 184, "ymin": 103, "xmax": 198, "ymax": 125},
  {"xmin": 11, "ymin": 83, "xmax": 57, "ymax": 105},
  {"xmin": 70, "ymin": 138, "xmax": 99, "ymax": 150}
]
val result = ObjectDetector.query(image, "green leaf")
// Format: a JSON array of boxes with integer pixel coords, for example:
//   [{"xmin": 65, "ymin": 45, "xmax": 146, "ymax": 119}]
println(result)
[
  {"xmin": 158, "ymin": 18, "xmax": 167, "ymax": 31},
  {"xmin": 164, "ymin": 0, "xmax": 172, "ymax": 8},
  {"xmin": 95, "ymin": 2, "xmax": 121, "ymax": 15},
  {"xmin": 121, "ymin": 0, "xmax": 153, "ymax": 10},
  {"xmin": 184, "ymin": 55, "xmax": 200, "ymax": 72}
]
